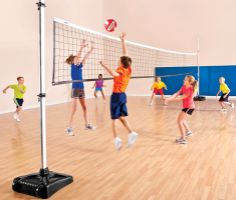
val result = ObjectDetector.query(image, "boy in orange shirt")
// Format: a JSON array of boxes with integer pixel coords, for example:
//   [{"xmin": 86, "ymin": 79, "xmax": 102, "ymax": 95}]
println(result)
[{"xmin": 99, "ymin": 32, "xmax": 138, "ymax": 150}]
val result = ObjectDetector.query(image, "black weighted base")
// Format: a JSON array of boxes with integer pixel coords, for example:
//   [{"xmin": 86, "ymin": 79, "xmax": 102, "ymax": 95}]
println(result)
[
  {"xmin": 194, "ymin": 95, "xmax": 206, "ymax": 101},
  {"xmin": 12, "ymin": 168, "xmax": 73, "ymax": 199}
]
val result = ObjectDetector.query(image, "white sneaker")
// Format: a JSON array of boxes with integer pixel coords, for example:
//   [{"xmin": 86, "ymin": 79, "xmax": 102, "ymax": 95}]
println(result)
[
  {"xmin": 220, "ymin": 108, "xmax": 227, "ymax": 112},
  {"xmin": 128, "ymin": 132, "xmax": 138, "ymax": 147},
  {"xmin": 66, "ymin": 127, "xmax": 74, "ymax": 136},
  {"xmin": 176, "ymin": 138, "xmax": 187, "ymax": 144},
  {"xmin": 16, "ymin": 116, "xmax": 21, "ymax": 122},
  {"xmin": 85, "ymin": 123, "xmax": 96, "ymax": 130},
  {"xmin": 186, "ymin": 131, "xmax": 192, "ymax": 137},
  {"xmin": 149, "ymin": 102, "xmax": 153, "ymax": 106},
  {"xmin": 114, "ymin": 137, "xmax": 122, "ymax": 151},
  {"xmin": 231, "ymin": 103, "xmax": 234, "ymax": 108},
  {"xmin": 13, "ymin": 113, "xmax": 17, "ymax": 120}
]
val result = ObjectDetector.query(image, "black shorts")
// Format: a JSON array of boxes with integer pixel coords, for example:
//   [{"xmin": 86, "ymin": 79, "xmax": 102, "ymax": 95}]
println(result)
[
  {"xmin": 13, "ymin": 98, "xmax": 24, "ymax": 108},
  {"xmin": 182, "ymin": 108, "xmax": 194, "ymax": 115},
  {"xmin": 219, "ymin": 93, "xmax": 229, "ymax": 102},
  {"xmin": 71, "ymin": 88, "xmax": 85, "ymax": 99}
]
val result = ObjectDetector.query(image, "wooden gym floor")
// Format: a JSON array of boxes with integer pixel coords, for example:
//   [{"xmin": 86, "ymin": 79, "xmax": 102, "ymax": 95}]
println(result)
[{"xmin": 1, "ymin": 97, "xmax": 236, "ymax": 200}]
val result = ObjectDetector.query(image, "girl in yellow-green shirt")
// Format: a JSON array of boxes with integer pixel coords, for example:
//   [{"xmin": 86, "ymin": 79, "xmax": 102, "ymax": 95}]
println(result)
[
  {"xmin": 3, "ymin": 76, "xmax": 26, "ymax": 122},
  {"xmin": 216, "ymin": 77, "xmax": 234, "ymax": 111}
]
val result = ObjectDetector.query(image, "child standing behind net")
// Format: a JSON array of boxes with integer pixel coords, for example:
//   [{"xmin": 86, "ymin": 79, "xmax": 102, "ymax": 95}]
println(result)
[
  {"xmin": 149, "ymin": 76, "xmax": 167, "ymax": 105},
  {"xmin": 99, "ymin": 32, "xmax": 138, "ymax": 151},
  {"xmin": 3, "ymin": 76, "xmax": 26, "ymax": 122},
  {"xmin": 92, "ymin": 74, "xmax": 106, "ymax": 102},
  {"xmin": 164, "ymin": 75, "xmax": 197, "ymax": 144},
  {"xmin": 216, "ymin": 77, "xmax": 234, "ymax": 111},
  {"xmin": 65, "ymin": 40, "xmax": 96, "ymax": 136}
]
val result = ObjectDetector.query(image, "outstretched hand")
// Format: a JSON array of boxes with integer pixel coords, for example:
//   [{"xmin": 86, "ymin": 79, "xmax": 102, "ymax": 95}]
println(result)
[{"xmin": 119, "ymin": 32, "xmax": 126, "ymax": 40}]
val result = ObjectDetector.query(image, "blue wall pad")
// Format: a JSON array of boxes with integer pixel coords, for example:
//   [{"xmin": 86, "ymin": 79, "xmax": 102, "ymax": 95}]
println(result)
[{"xmin": 155, "ymin": 65, "xmax": 236, "ymax": 96}]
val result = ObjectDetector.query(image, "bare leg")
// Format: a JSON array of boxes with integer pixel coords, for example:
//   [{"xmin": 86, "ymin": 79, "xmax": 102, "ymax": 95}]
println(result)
[
  {"xmin": 219, "ymin": 101, "xmax": 226, "ymax": 109},
  {"xmin": 119, "ymin": 116, "xmax": 132, "ymax": 133},
  {"xmin": 150, "ymin": 93, "xmax": 155, "ymax": 104},
  {"xmin": 16, "ymin": 107, "xmax": 22, "ymax": 115},
  {"xmin": 79, "ymin": 98, "xmax": 88, "ymax": 125},
  {"xmin": 101, "ymin": 90, "xmax": 106, "ymax": 101},
  {"xmin": 177, "ymin": 112, "xmax": 188, "ymax": 139},
  {"xmin": 68, "ymin": 98, "xmax": 77, "ymax": 127},
  {"xmin": 161, "ymin": 94, "xmax": 165, "ymax": 100},
  {"xmin": 94, "ymin": 91, "xmax": 98, "ymax": 99},
  {"xmin": 183, "ymin": 120, "xmax": 190, "ymax": 133},
  {"xmin": 112, "ymin": 119, "xmax": 118, "ymax": 138}
]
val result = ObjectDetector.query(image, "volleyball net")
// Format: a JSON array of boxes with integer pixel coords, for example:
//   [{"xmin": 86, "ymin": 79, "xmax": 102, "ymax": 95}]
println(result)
[{"xmin": 52, "ymin": 18, "xmax": 198, "ymax": 85}]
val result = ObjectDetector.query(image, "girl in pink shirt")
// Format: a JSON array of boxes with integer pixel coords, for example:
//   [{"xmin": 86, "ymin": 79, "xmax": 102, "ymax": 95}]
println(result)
[{"xmin": 164, "ymin": 75, "xmax": 197, "ymax": 144}]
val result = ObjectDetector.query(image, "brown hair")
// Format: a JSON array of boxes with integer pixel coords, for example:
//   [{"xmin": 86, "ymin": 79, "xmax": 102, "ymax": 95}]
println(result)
[
  {"xmin": 120, "ymin": 56, "xmax": 132, "ymax": 68},
  {"xmin": 185, "ymin": 75, "xmax": 198, "ymax": 92},
  {"xmin": 17, "ymin": 76, "xmax": 24, "ymax": 81},
  {"xmin": 66, "ymin": 55, "xmax": 76, "ymax": 65}
]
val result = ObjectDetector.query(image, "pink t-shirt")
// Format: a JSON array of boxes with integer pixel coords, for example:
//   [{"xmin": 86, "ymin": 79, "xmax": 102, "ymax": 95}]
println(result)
[{"xmin": 180, "ymin": 85, "xmax": 195, "ymax": 109}]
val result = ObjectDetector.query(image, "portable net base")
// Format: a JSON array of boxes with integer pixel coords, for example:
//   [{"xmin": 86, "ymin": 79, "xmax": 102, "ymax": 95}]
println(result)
[
  {"xmin": 194, "ymin": 95, "xmax": 206, "ymax": 101},
  {"xmin": 12, "ymin": 168, "xmax": 73, "ymax": 199}
]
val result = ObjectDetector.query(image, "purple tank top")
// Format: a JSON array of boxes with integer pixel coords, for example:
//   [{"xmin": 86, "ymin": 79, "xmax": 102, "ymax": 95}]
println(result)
[{"xmin": 95, "ymin": 80, "xmax": 103, "ymax": 88}]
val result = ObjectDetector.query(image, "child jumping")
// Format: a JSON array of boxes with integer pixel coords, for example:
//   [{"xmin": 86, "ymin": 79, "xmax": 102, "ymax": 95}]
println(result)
[
  {"xmin": 99, "ymin": 32, "xmax": 138, "ymax": 150},
  {"xmin": 3, "ymin": 76, "xmax": 26, "ymax": 122}
]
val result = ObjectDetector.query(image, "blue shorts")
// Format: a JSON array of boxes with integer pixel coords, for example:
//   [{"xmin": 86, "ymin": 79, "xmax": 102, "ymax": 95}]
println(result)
[
  {"xmin": 14, "ymin": 98, "xmax": 24, "ymax": 108},
  {"xmin": 95, "ymin": 88, "xmax": 103, "ymax": 92},
  {"xmin": 110, "ymin": 93, "xmax": 128, "ymax": 119}
]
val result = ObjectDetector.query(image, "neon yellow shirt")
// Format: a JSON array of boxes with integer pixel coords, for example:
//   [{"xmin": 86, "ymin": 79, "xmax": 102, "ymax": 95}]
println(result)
[
  {"xmin": 9, "ymin": 84, "xmax": 26, "ymax": 99},
  {"xmin": 151, "ymin": 81, "xmax": 166, "ymax": 90},
  {"xmin": 220, "ymin": 83, "xmax": 230, "ymax": 94}
]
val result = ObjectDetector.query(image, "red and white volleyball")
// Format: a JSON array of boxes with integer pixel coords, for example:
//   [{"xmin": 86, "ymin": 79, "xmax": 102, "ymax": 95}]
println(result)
[{"xmin": 104, "ymin": 19, "xmax": 117, "ymax": 32}]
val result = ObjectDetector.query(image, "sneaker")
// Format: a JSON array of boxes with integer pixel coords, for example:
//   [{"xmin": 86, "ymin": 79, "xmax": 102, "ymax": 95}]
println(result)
[
  {"xmin": 16, "ymin": 116, "xmax": 21, "ymax": 122},
  {"xmin": 176, "ymin": 138, "xmax": 188, "ymax": 144},
  {"xmin": 186, "ymin": 131, "xmax": 192, "ymax": 137},
  {"xmin": 149, "ymin": 102, "xmax": 153, "ymax": 106},
  {"xmin": 114, "ymin": 137, "xmax": 122, "ymax": 151},
  {"xmin": 86, "ymin": 123, "xmax": 96, "ymax": 130},
  {"xmin": 231, "ymin": 103, "xmax": 234, "ymax": 108},
  {"xmin": 220, "ymin": 108, "xmax": 227, "ymax": 112},
  {"xmin": 66, "ymin": 127, "xmax": 74, "ymax": 136},
  {"xmin": 13, "ymin": 113, "xmax": 17, "ymax": 120},
  {"xmin": 128, "ymin": 132, "xmax": 138, "ymax": 147}
]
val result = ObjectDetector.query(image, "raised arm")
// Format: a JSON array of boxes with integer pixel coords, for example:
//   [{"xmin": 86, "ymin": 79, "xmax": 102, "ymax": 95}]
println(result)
[
  {"xmin": 120, "ymin": 32, "xmax": 127, "ymax": 56},
  {"xmin": 81, "ymin": 44, "xmax": 94, "ymax": 65},
  {"xmin": 99, "ymin": 61, "xmax": 119, "ymax": 77},
  {"xmin": 74, "ymin": 39, "xmax": 87, "ymax": 64}
]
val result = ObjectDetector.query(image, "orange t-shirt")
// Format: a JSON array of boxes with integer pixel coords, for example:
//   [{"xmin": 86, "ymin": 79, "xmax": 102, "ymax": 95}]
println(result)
[{"xmin": 113, "ymin": 66, "xmax": 132, "ymax": 93}]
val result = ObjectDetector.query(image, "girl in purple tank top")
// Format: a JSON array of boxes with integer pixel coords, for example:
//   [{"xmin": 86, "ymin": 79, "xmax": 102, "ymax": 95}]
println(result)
[{"xmin": 92, "ymin": 74, "xmax": 106, "ymax": 101}]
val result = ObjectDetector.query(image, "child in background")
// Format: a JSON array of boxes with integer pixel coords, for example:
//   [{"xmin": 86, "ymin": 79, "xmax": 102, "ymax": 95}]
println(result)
[
  {"xmin": 164, "ymin": 75, "xmax": 197, "ymax": 144},
  {"xmin": 149, "ymin": 76, "xmax": 167, "ymax": 105},
  {"xmin": 3, "ymin": 76, "xmax": 27, "ymax": 122},
  {"xmin": 99, "ymin": 32, "xmax": 138, "ymax": 151},
  {"xmin": 92, "ymin": 74, "xmax": 106, "ymax": 102},
  {"xmin": 216, "ymin": 77, "xmax": 234, "ymax": 111}
]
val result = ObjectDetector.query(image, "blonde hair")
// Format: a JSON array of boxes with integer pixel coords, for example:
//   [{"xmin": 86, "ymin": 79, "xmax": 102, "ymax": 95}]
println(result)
[
  {"xmin": 185, "ymin": 75, "xmax": 198, "ymax": 92},
  {"xmin": 219, "ymin": 77, "xmax": 225, "ymax": 82}
]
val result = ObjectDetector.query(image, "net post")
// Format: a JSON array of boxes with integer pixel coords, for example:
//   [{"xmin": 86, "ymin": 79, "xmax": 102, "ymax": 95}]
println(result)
[{"xmin": 12, "ymin": 1, "xmax": 73, "ymax": 199}]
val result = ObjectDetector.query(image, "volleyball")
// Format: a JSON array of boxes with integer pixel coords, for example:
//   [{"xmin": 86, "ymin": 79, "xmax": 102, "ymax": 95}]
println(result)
[{"xmin": 104, "ymin": 19, "xmax": 117, "ymax": 32}]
